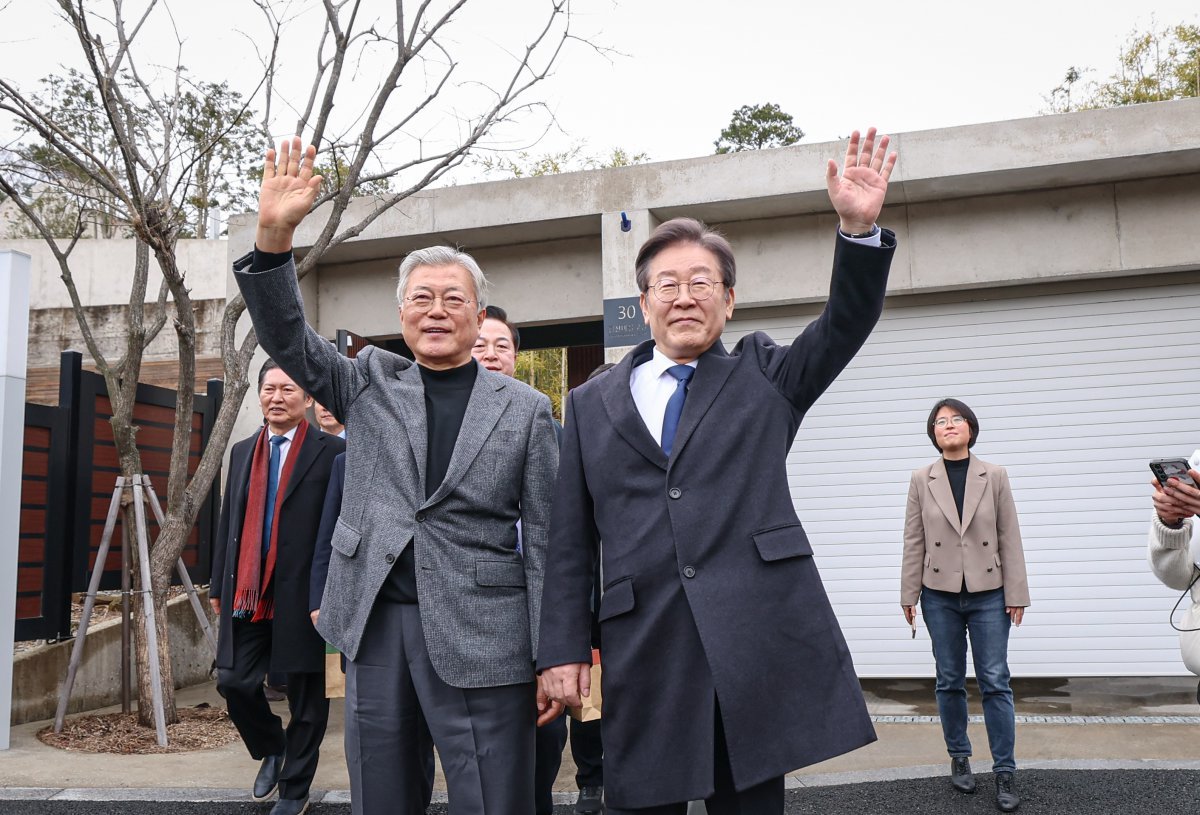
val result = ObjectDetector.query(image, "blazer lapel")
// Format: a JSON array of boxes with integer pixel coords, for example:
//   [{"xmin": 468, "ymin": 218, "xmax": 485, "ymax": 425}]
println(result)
[
  {"xmin": 600, "ymin": 341, "xmax": 667, "ymax": 471},
  {"xmin": 960, "ymin": 456, "xmax": 988, "ymax": 533},
  {"xmin": 281, "ymin": 430, "xmax": 323, "ymax": 503},
  {"xmin": 928, "ymin": 459, "xmax": 962, "ymax": 535},
  {"xmin": 393, "ymin": 365, "xmax": 428, "ymax": 491},
  {"xmin": 422, "ymin": 367, "xmax": 510, "ymax": 508},
  {"xmin": 667, "ymin": 341, "xmax": 735, "ymax": 465}
]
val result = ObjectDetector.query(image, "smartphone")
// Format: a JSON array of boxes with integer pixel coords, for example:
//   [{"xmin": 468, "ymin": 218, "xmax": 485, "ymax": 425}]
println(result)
[{"xmin": 1149, "ymin": 458, "xmax": 1199, "ymax": 489}]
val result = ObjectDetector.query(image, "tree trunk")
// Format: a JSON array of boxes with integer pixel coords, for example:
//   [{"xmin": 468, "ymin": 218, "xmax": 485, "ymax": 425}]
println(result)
[{"xmin": 126, "ymin": 503, "xmax": 180, "ymax": 728}]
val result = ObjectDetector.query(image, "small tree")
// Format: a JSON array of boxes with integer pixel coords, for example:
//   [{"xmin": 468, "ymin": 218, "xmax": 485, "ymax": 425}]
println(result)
[
  {"xmin": 713, "ymin": 102, "xmax": 804, "ymax": 154},
  {"xmin": 0, "ymin": 0, "xmax": 586, "ymax": 731},
  {"xmin": 1046, "ymin": 21, "xmax": 1200, "ymax": 112}
]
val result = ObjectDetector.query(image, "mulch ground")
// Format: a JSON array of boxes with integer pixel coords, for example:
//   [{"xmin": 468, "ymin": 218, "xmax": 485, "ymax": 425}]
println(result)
[{"xmin": 37, "ymin": 703, "xmax": 239, "ymax": 754}]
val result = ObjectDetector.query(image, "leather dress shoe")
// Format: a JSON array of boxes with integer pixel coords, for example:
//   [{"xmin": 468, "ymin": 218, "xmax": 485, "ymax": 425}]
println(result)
[
  {"xmin": 575, "ymin": 785, "xmax": 604, "ymax": 814},
  {"xmin": 995, "ymin": 771, "xmax": 1020, "ymax": 812},
  {"xmin": 950, "ymin": 757, "xmax": 976, "ymax": 793},
  {"xmin": 271, "ymin": 796, "xmax": 310, "ymax": 815},
  {"xmin": 253, "ymin": 753, "xmax": 285, "ymax": 800}
]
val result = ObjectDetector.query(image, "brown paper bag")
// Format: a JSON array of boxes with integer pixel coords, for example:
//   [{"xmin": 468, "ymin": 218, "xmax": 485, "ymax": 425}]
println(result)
[
  {"xmin": 568, "ymin": 649, "xmax": 602, "ymax": 721},
  {"xmin": 325, "ymin": 644, "xmax": 346, "ymax": 698}
]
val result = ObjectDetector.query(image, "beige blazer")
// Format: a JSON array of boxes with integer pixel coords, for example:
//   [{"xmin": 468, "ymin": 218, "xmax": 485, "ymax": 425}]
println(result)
[{"xmin": 901, "ymin": 455, "xmax": 1030, "ymax": 608}]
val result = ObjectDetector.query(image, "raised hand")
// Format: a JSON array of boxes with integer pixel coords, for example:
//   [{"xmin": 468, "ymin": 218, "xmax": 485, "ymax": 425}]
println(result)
[
  {"xmin": 256, "ymin": 136, "xmax": 323, "ymax": 253},
  {"xmin": 825, "ymin": 127, "xmax": 898, "ymax": 235}
]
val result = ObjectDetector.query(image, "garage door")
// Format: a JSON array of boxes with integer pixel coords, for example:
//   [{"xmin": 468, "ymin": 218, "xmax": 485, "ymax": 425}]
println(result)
[{"xmin": 721, "ymin": 280, "xmax": 1200, "ymax": 677}]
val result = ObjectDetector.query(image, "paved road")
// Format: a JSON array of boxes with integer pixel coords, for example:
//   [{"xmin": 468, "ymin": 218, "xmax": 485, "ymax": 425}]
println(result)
[{"xmin": 3, "ymin": 771, "xmax": 1197, "ymax": 814}]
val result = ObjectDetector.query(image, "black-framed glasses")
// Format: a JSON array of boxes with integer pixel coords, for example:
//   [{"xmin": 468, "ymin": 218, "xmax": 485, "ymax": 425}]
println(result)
[
  {"xmin": 649, "ymin": 278, "xmax": 723, "ymax": 302},
  {"xmin": 933, "ymin": 415, "xmax": 966, "ymax": 429},
  {"xmin": 404, "ymin": 292, "xmax": 475, "ymax": 313}
]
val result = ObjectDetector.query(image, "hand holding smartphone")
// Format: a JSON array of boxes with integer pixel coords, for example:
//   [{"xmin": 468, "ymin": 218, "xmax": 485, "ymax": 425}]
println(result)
[{"xmin": 1149, "ymin": 458, "xmax": 1199, "ymax": 489}]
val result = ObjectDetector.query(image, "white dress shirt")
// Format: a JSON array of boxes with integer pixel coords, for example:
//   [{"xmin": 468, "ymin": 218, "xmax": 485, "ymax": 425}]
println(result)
[{"xmin": 629, "ymin": 347, "xmax": 699, "ymax": 446}]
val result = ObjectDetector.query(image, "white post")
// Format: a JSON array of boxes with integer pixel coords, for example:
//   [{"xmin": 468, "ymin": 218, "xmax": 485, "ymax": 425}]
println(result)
[{"xmin": 0, "ymin": 251, "xmax": 31, "ymax": 751}]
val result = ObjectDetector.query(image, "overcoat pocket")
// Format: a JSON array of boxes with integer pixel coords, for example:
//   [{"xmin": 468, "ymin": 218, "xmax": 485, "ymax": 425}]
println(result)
[
  {"xmin": 752, "ymin": 523, "xmax": 814, "ymax": 562},
  {"xmin": 598, "ymin": 576, "xmax": 635, "ymax": 622},
  {"xmin": 330, "ymin": 517, "xmax": 361, "ymax": 558}
]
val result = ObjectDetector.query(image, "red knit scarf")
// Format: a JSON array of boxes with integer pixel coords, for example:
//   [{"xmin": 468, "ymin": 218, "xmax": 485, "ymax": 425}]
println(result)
[{"xmin": 233, "ymin": 421, "xmax": 308, "ymax": 621}]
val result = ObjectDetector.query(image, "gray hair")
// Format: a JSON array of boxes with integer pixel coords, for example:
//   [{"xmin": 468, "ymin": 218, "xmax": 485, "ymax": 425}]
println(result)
[{"xmin": 396, "ymin": 246, "xmax": 489, "ymax": 310}]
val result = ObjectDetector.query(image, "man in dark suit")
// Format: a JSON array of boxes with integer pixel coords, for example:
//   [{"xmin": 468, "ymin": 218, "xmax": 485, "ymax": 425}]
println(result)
[
  {"xmin": 537, "ymin": 129, "xmax": 899, "ymax": 815},
  {"xmin": 210, "ymin": 359, "xmax": 345, "ymax": 815}
]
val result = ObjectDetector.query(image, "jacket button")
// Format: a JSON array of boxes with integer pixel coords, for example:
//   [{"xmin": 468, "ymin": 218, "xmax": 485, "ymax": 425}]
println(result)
[
  {"xmin": 932, "ymin": 567, "xmax": 940, "ymax": 573},
  {"xmin": 934, "ymin": 541, "xmax": 941, "ymax": 547},
  {"xmin": 415, "ymin": 512, "xmax": 426, "ymax": 522},
  {"xmin": 668, "ymin": 488, "xmax": 682, "ymax": 499},
  {"xmin": 982, "ymin": 541, "xmax": 989, "ymax": 547},
  {"xmin": 385, "ymin": 553, "xmax": 396, "ymax": 564},
  {"xmin": 987, "ymin": 566, "xmax": 994, "ymax": 572},
  {"xmin": 683, "ymin": 566, "xmax": 696, "ymax": 578}
]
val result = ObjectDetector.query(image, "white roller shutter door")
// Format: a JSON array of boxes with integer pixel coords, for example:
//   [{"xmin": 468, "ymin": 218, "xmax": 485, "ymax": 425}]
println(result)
[{"xmin": 721, "ymin": 281, "xmax": 1200, "ymax": 677}]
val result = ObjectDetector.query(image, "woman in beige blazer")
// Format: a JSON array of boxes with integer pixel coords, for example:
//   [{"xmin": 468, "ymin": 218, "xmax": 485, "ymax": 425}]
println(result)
[{"xmin": 901, "ymin": 398, "xmax": 1030, "ymax": 813}]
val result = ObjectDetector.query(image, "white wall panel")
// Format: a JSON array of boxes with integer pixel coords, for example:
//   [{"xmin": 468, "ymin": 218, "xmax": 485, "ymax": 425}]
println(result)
[{"xmin": 722, "ymin": 282, "xmax": 1200, "ymax": 676}]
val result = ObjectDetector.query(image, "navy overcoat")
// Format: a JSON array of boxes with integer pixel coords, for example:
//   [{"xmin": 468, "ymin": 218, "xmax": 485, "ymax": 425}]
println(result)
[{"xmin": 537, "ymin": 231, "xmax": 896, "ymax": 809}]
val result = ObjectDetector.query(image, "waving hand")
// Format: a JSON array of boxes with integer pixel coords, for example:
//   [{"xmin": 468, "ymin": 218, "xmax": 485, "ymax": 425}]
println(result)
[
  {"xmin": 826, "ymin": 128, "xmax": 897, "ymax": 235},
  {"xmin": 256, "ymin": 136, "xmax": 323, "ymax": 253}
]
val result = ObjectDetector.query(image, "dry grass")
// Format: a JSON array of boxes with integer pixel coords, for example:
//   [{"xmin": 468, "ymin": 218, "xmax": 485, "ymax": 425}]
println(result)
[{"xmin": 37, "ymin": 703, "xmax": 240, "ymax": 754}]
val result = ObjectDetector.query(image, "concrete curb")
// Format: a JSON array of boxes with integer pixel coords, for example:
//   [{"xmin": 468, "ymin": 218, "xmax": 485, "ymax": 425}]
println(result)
[{"xmin": 7, "ymin": 761, "xmax": 1200, "ymax": 802}]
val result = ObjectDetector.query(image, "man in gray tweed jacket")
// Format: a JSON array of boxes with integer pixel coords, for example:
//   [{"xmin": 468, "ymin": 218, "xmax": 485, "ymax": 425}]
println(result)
[{"xmin": 233, "ymin": 137, "xmax": 559, "ymax": 815}]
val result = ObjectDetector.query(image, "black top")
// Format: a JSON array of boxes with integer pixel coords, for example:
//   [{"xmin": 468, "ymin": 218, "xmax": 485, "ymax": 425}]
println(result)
[
  {"xmin": 379, "ymin": 359, "xmax": 478, "ymax": 603},
  {"xmin": 944, "ymin": 455, "xmax": 970, "ymax": 520}
]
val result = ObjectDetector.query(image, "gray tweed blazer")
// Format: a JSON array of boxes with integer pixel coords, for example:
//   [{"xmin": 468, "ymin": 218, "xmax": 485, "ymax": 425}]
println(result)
[{"xmin": 235, "ymin": 255, "xmax": 558, "ymax": 688}]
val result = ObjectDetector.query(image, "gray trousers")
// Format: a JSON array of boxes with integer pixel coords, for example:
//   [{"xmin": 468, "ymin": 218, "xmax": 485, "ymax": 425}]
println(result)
[{"xmin": 346, "ymin": 600, "xmax": 535, "ymax": 815}]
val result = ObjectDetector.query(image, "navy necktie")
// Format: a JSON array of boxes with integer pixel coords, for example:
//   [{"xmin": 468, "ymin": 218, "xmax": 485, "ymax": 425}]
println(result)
[
  {"xmin": 660, "ymin": 364, "xmax": 695, "ymax": 457},
  {"xmin": 262, "ymin": 434, "xmax": 286, "ymax": 555}
]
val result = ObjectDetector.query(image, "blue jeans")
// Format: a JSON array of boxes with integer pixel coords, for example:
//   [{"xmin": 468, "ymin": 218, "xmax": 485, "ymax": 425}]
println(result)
[{"xmin": 920, "ymin": 586, "xmax": 1016, "ymax": 773}]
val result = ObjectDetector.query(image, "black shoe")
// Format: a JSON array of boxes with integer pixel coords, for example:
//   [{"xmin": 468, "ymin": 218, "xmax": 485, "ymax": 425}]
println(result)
[
  {"xmin": 270, "ymin": 797, "xmax": 309, "ymax": 815},
  {"xmin": 575, "ymin": 785, "xmax": 604, "ymax": 814},
  {"xmin": 253, "ymin": 753, "xmax": 285, "ymax": 801},
  {"xmin": 995, "ymin": 771, "xmax": 1020, "ymax": 812},
  {"xmin": 950, "ymin": 757, "xmax": 976, "ymax": 793}
]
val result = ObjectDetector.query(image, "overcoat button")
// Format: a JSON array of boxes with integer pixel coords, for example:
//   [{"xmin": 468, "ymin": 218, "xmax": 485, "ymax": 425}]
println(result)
[
  {"xmin": 982, "ymin": 541, "xmax": 989, "ymax": 547},
  {"xmin": 934, "ymin": 541, "xmax": 941, "ymax": 547},
  {"xmin": 385, "ymin": 553, "xmax": 396, "ymax": 564},
  {"xmin": 987, "ymin": 567, "xmax": 994, "ymax": 572},
  {"xmin": 683, "ymin": 566, "xmax": 696, "ymax": 578},
  {"xmin": 416, "ymin": 512, "xmax": 426, "ymax": 522},
  {"xmin": 668, "ymin": 488, "xmax": 682, "ymax": 499},
  {"xmin": 932, "ymin": 567, "xmax": 940, "ymax": 573}
]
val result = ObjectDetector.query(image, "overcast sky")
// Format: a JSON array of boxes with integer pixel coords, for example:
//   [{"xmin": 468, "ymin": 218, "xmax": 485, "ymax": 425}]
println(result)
[{"xmin": 2, "ymin": 1, "xmax": 1197, "ymax": 176}]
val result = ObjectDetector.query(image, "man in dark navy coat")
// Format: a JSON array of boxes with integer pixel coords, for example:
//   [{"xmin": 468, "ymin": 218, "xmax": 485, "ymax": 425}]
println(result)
[
  {"xmin": 537, "ymin": 129, "xmax": 899, "ymax": 815},
  {"xmin": 211, "ymin": 359, "xmax": 345, "ymax": 815}
]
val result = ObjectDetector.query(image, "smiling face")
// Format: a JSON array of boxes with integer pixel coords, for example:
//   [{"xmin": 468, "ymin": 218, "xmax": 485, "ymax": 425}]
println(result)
[
  {"xmin": 259, "ymin": 367, "xmax": 312, "ymax": 434},
  {"xmin": 472, "ymin": 317, "xmax": 517, "ymax": 377},
  {"xmin": 640, "ymin": 242, "xmax": 735, "ymax": 364},
  {"xmin": 933, "ymin": 406, "xmax": 970, "ymax": 457},
  {"xmin": 398, "ymin": 263, "xmax": 485, "ymax": 370}
]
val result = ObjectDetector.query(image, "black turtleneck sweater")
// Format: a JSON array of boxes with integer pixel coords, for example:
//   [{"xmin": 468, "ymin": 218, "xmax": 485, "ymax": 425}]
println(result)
[{"xmin": 944, "ymin": 455, "xmax": 970, "ymax": 520}]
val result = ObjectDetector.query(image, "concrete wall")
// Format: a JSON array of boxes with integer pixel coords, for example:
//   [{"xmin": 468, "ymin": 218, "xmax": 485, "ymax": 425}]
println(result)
[{"xmin": 10, "ymin": 590, "xmax": 217, "ymax": 726}]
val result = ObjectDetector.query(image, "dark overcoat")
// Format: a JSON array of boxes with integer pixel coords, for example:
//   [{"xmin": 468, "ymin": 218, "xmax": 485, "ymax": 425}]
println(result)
[
  {"xmin": 211, "ymin": 426, "xmax": 345, "ymax": 673},
  {"xmin": 537, "ymin": 231, "xmax": 896, "ymax": 809}
]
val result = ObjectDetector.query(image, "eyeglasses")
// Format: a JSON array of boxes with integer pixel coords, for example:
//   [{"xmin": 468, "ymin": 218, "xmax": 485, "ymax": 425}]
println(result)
[
  {"xmin": 933, "ymin": 416, "xmax": 966, "ymax": 429},
  {"xmin": 648, "ymin": 278, "xmax": 723, "ymax": 303},
  {"xmin": 404, "ymin": 292, "xmax": 475, "ymax": 313}
]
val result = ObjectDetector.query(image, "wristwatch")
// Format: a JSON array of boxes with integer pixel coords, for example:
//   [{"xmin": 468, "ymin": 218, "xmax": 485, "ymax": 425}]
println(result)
[{"xmin": 842, "ymin": 225, "xmax": 879, "ymax": 239}]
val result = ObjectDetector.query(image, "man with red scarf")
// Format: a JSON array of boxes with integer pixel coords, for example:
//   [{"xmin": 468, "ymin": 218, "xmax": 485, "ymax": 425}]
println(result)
[{"xmin": 210, "ymin": 359, "xmax": 345, "ymax": 815}]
